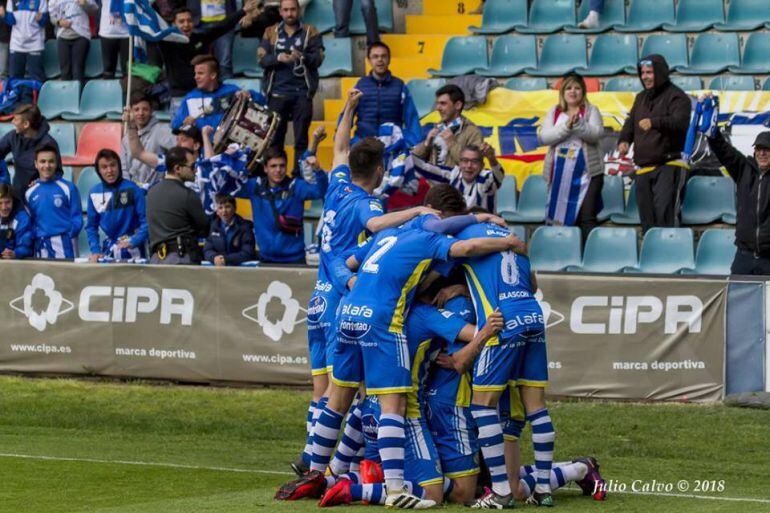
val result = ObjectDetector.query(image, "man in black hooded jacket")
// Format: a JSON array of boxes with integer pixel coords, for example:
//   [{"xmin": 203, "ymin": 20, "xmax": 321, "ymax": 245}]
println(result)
[{"xmin": 617, "ymin": 55, "xmax": 691, "ymax": 232}]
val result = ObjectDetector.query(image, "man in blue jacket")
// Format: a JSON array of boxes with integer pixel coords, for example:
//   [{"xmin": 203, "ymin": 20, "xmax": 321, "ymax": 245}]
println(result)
[
  {"xmin": 235, "ymin": 146, "xmax": 327, "ymax": 263},
  {"xmin": 85, "ymin": 149, "xmax": 148, "ymax": 262},
  {"xmin": 24, "ymin": 144, "xmax": 81, "ymax": 258},
  {"xmin": 0, "ymin": 182, "xmax": 32, "ymax": 259},
  {"xmin": 203, "ymin": 194, "xmax": 256, "ymax": 266}
]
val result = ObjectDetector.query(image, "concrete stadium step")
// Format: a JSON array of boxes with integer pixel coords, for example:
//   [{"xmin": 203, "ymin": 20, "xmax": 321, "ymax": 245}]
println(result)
[
  {"xmin": 405, "ymin": 14, "xmax": 481, "ymax": 34},
  {"xmin": 380, "ymin": 34, "xmax": 451, "ymax": 60},
  {"xmin": 421, "ymin": 0, "xmax": 482, "ymax": 16},
  {"xmin": 365, "ymin": 56, "xmax": 438, "ymax": 79}
]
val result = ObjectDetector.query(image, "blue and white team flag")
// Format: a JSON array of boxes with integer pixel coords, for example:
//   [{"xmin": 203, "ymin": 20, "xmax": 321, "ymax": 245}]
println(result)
[
  {"xmin": 122, "ymin": 0, "xmax": 189, "ymax": 43},
  {"xmin": 683, "ymin": 95, "xmax": 719, "ymax": 162},
  {"xmin": 546, "ymin": 141, "xmax": 590, "ymax": 227}
]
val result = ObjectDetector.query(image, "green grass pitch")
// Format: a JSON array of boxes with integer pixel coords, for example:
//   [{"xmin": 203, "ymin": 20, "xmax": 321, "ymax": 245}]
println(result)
[{"xmin": 1, "ymin": 375, "xmax": 769, "ymax": 512}]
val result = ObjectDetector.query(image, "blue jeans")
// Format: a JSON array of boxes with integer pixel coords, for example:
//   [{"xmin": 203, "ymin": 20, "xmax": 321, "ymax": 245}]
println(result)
[
  {"xmin": 333, "ymin": 0, "xmax": 379, "ymax": 45},
  {"xmin": 9, "ymin": 51, "xmax": 45, "ymax": 82},
  {"xmin": 202, "ymin": 22, "xmax": 235, "ymax": 79},
  {"xmin": 584, "ymin": 0, "xmax": 604, "ymax": 12}
]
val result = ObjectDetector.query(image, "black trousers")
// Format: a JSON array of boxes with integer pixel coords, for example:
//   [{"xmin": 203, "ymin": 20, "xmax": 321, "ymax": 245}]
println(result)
[
  {"xmin": 58, "ymin": 37, "xmax": 89, "ymax": 81},
  {"xmin": 731, "ymin": 250, "xmax": 770, "ymax": 275},
  {"xmin": 576, "ymin": 173, "xmax": 603, "ymax": 244},
  {"xmin": 635, "ymin": 164, "xmax": 687, "ymax": 233},
  {"xmin": 101, "ymin": 37, "xmax": 129, "ymax": 79},
  {"xmin": 268, "ymin": 93, "xmax": 313, "ymax": 169}
]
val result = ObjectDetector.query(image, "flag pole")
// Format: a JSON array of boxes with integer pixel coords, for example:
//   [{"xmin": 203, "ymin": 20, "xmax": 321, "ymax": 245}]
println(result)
[{"xmin": 124, "ymin": 34, "xmax": 134, "ymax": 133}]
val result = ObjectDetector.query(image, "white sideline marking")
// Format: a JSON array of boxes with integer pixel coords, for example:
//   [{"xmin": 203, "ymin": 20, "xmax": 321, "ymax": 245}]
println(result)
[
  {"xmin": 0, "ymin": 452, "xmax": 294, "ymax": 476},
  {"xmin": 608, "ymin": 489, "xmax": 770, "ymax": 504}
]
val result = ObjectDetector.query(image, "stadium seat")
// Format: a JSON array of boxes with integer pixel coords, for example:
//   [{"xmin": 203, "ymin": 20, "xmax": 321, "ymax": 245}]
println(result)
[
  {"xmin": 529, "ymin": 226, "xmax": 582, "ymax": 271},
  {"xmin": 509, "ymin": 225, "xmax": 526, "ymax": 242},
  {"xmin": 428, "ymin": 36, "xmax": 488, "ymax": 77},
  {"xmin": 682, "ymin": 229, "xmax": 736, "ymax": 275},
  {"xmin": 609, "ymin": 182, "xmax": 640, "ymax": 225},
  {"xmin": 714, "ymin": 0, "xmax": 770, "ymax": 31},
  {"xmin": 233, "ymin": 36, "xmax": 263, "ymax": 77},
  {"xmin": 502, "ymin": 174, "xmax": 546, "ymax": 223},
  {"xmin": 670, "ymin": 76, "xmax": 702, "ymax": 91},
  {"xmin": 639, "ymin": 34, "xmax": 689, "ymax": 70},
  {"xmin": 37, "ymin": 80, "xmax": 80, "ymax": 120},
  {"xmin": 61, "ymin": 166, "xmax": 73, "ymax": 182},
  {"xmin": 469, "ymin": 0, "xmax": 527, "ymax": 34},
  {"xmin": 224, "ymin": 78, "xmax": 262, "ymax": 92},
  {"xmin": 76, "ymin": 166, "xmax": 101, "ymax": 211},
  {"xmin": 85, "ymin": 39, "xmax": 104, "ymax": 78},
  {"xmin": 552, "ymin": 76, "xmax": 600, "ymax": 92},
  {"xmin": 524, "ymin": 34, "xmax": 586, "ymax": 77},
  {"xmin": 516, "ymin": 0, "xmax": 576, "ymax": 34},
  {"xmin": 48, "ymin": 123, "xmax": 77, "ymax": 158},
  {"xmin": 504, "ymin": 77, "xmax": 548, "ymax": 91},
  {"xmin": 77, "ymin": 229, "xmax": 90, "ymax": 258},
  {"xmin": 62, "ymin": 80, "xmax": 123, "ymax": 121},
  {"xmin": 764, "ymin": 78, "xmax": 770, "ymax": 91},
  {"xmin": 349, "ymin": 0, "xmax": 393, "ymax": 34},
  {"xmin": 597, "ymin": 174, "xmax": 625, "ymax": 221},
  {"xmin": 681, "ymin": 176, "xmax": 736, "ymax": 225},
  {"xmin": 566, "ymin": 227, "xmax": 638, "ymax": 273},
  {"xmin": 0, "ymin": 123, "xmax": 13, "ymax": 138},
  {"xmin": 676, "ymin": 33, "xmax": 740, "ymax": 75},
  {"xmin": 407, "ymin": 79, "xmax": 445, "ymax": 118},
  {"xmin": 708, "ymin": 76, "xmax": 756, "ymax": 91},
  {"xmin": 318, "ymin": 38, "xmax": 353, "ymax": 77},
  {"xmin": 497, "ymin": 175, "xmax": 518, "ymax": 221},
  {"xmin": 566, "ymin": 0, "xmax": 625, "ymax": 33},
  {"xmin": 661, "ymin": 0, "xmax": 724, "ymax": 32},
  {"xmin": 304, "ymin": 198, "xmax": 323, "ymax": 219},
  {"xmin": 476, "ymin": 35, "xmax": 537, "ymax": 77},
  {"xmin": 43, "ymin": 39, "xmax": 60, "ymax": 79},
  {"xmin": 728, "ymin": 33, "xmax": 770, "ymax": 75},
  {"xmin": 63, "ymin": 123, "xmax": 122, "ymax": 166},
  {"xmin": 615, "ymin": 0, "xmax": 675, "ymax": 32},
  {"xmin": 625, "ymin": 228, "xmax": 695, "ymax": 274},
  {"xmin": 303, "ymin": 0, "xmax": 335, "ymax": 33},
  {"xmin": 577, "ymin": 34, "xmax": 638, "ymax": 76},
  {"xmin": 604, "ymin": 77, "xmax": 642, "ymax": 92}
]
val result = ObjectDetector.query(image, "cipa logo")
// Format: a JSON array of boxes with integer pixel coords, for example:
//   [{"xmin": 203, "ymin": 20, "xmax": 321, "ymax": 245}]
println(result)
[
  {"xmin": 569, "ymin": 295, "xmax": 703, "ymax": 335},
  {"xmin": 242, "ymin": 281, "xmax": 305, "ymax": 342},
  {"xmin": 10, "ymin": 273, "xmax": 74, "ymax": 332}
]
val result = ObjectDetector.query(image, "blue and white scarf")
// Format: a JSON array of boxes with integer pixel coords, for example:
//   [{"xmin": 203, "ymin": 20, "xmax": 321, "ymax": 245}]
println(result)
[{"xmin": 432, "ymin": 117, "xmax": 463, "ymax": 166}]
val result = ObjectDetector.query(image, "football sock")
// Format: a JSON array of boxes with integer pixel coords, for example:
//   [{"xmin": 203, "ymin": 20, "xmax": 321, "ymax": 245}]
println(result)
[
  {"xmin": 329, "ymin": 402, "xmax": 364, "ymax": 475},
  {"xmin": 310, "ymin": 405, "xmax": 343, "ymax": 472},
  {"xmin": 528, "ymin": 408, "xmax": 555, "ymax": 494},
  {"xmin": 471, "ymin": 404, "xmax": 511, "ymax": 497},
  {"xmin": 378, "ymin": 413, "xmax": 406, "ymax": 493},
  {"xmin": 301, "ymin": 400, "xmax": 318, "ymax": 464}
]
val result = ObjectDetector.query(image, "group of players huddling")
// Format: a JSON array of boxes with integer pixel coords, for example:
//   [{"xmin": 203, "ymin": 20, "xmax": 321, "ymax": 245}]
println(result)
[{"xmin": 275, "ymin": 90, "xmax": 606, "ymax": 509}]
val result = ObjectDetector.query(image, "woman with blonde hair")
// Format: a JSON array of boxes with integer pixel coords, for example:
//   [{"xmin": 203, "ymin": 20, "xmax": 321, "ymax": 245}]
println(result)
[{"xmin": 539, "ymin": 73, "xmax": 604, "ymax": 242}]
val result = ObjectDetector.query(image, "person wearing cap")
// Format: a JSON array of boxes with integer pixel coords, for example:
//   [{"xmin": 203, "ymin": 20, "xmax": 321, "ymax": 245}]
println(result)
[
  {"xmin": 707, "ymin": 129, "xmax": 770, "ymax": 275},
  {"xmin": 617, "ymin": 55, "xmax": 691, "ymax": 233},
  {"xmin": 120, "ymin": 94, "xmax": 175, "ymax": 189}
]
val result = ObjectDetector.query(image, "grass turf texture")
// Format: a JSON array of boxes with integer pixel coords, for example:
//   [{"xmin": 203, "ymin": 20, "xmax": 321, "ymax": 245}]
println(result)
[{"xmin": 1, "ymin": 376, "xmax": 769, "ymax": 512}]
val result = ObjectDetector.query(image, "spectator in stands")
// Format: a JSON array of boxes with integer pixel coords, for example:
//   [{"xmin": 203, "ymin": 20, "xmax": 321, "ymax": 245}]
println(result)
[
  {"xmin": 578, "ymin": 0, "xmax": 605, "ymax": 29},
  {"xmin": 203, "ymin": 193, "xmax": 256, "ymax": 265},
  {"xmin": 120, "ymin": 94, "xmax": 176, "ymax": 188},
  {"xmin": 412, "ymin": 84, "xmax": 483, "ymax": 168},
  {"xmin": 707, "ymin": 129, "xmax": 770, "ymax": 275},
  {"xmin": 0, "ymin": 104, "xmax": 60, "ymax": 197},
  {"xmin": 350, "ymin": 42, "xmax": 421, "ymax": 147},
  {"xmin": 0, "ymin": 16, "xmax": 10, "ymax": 79},
  {"xmin": 238, "ymin": 0, "xmax": 282, "ymax": 39},
  {"xmin": 412, "ymin": 142, "xmax": 504, "ymax": 212},
  {"xmin": 234, "ymin": 146, "xmax": 327, "ymax": 263},
  {"xmin": 1, "ymin": 0, "xmax": 48, "ymax": 84},
  {"xmin": 540, "ymin": 73, "xmax": 604, "ymax": 242},
  {"xmin": 98, "ymin": 0, "xmax": 129, "ymax": 79},
  {"xmin": 146, "ymin": 146, "xmax": 209, "ymax": 264},
  {"xmin": 49, "ymin": 0, "xmax": 97, "ymax": 82},
  {"xmin": 0, "ymin": 182, "xmax": 32, "ymax": 258},
  {"xmin": 25, "ymin": 143, "xmax": 82, "ymax": 259},
  {"xmin": 259, "ymin": 0, "xmax": 324, "ymax": 168},
  {"xmin": 333, "ymin": 0, "xmax": 378, "ymax": 46},
  {"xmin": 85, "ymin": 149, "xmax": 148, "ymax": 262},
  {"xmin": 618, "ymin": 55, "xmax": 690, "ymax": 233},
  {"xmin": 187, "ymin": 0, "xmax": 238, "ymax": 79}
]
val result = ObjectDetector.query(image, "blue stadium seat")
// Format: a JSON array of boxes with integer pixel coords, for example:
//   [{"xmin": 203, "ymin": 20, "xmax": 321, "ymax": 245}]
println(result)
[
  {"xmin": 469, "ymin": 0, "xmax": 527, "ymax": 34},
  {"xmin": 407, "ymin": 79, "xmax": 445, "ymax": 118},
  {"xmin": 529, "ymin": 226, "xmax": 582, "ymax": 271},
  {"xmin": 639, "ymin": 34, "xmax": 688, "ymax": 70},
  {"xmin": 476, "ymin": 35, "xmax": 537, "ymax": 77},
  {"xmin": 502, "ymin": 174, "xmax": 546, "ymax": 223},
  {"xmin": 524, "ymin": 34, "xmax": 586, "ymax": 77},
  {"xmin": 305, "ymin": 198, "xmax": 323, "ymax": 219},
  {"xmin": 708, "ymin": 76, "xmax": 756, "ymax": 91},
  {"xmin": 318, "ymin": 38, "xmax": 353, "ymax": 77},
  {"xmin": 676, "ymin": 33, "xmax": 740, "ymax": 75},
  {"xmin": 597, "ymin": 174, "xmax": 625, "ymax": 221},
  {"xmin": 224, "ymin": 78, "xmax": 262, "ymax": 92},
  {"xmin": 681, "ymin": 176, "xmax": 736, "ymax": 225},
  {"xmin": 764, "ymin": 78, "xmax": 770, "ymax": 91},
  {"xmin": 577, "ymin": 34, "xmax": 638, "ymax": 76},
  {"xmin": 38, "ymin": 80, "xmax": 80, "ymax": 120},
  {"xmin": 77, "ymin": 229, "xmax": 90, "ymax": 258},
  {"xmin": 76, "ymin": 166, "xmax": 101, "ymax": 212},
  {"xmin": 615, "ymin": 0, "xmax": 674, "ymax": 32},
  {"xmin": 670, "ymin": 76, "xmax": 703, "ymax": 91},
  {"xmin": 61, "ymin": 166, "xmax": 73, "ymax": 182},
  {"xmin": 509, "ymin": 225, "xmax": 527, "ymax": 242},
  {"xmin": 566, "ymin": 227, "xmax": 638, "ymax": 273},
  {"xmin": 43, "ymin": 39, "xmax": 60, "ymax": 79},
  {"xmin": 48, "ymin": 123, "xmax": 77, "ymax": 158},
  {"xmin": 682, "ymin": 229, "xmax": 736, "ymax": 275},
  {"xmin": 714, "ymin": 0, "xmax": 770, "ymax": 31},
  {"xmin": 504, "ymin": 77, "xmax": 549, "ymax": 91},
  {"xmin": 604, "ymin": 77, "xmax": 642, "ymax": 92},
  {"xmin": 428, "ymin": 36, "xmax": 488, "ymax": 77},
  {"xmin": 497, "ymin": 175, "xmax": 518, "ymax": 221},
  {"xmin": 609, "ymin": 182, "xmax": 640, "ymax": 225},
  {"xmin": 625, "ymin": 228, "xmax": 694, "ymax": 274},
  {"xmin": 0, "ymin": 123, "xmax": 13, "ymax": 138},
  {"xmin": 729, "ymin": 33, "xmax": 770, "ymax": 75},
  {"xmin": 349, "ymin": 0, "xmax": 393, "ymax": 33},
  {"xmin": 85, "ymin": 39, "xmax": 104, "ymax": 78},
  {"xmin": 303, "ymin": 221, "xmax": 316, "ymax": 248},
  {"xmin": 303, "ymin": 0, "xmax": 335, "ymax": 33},
  {"xmin": 662, "ymin": 0, "xmax": 724, "ymax": 32},
  {"xmin": 62, "ymin": 80, "xmax": 123, "ymax": 121},
  {"xmin": 566, "ymin": 0, "xmax": 625, "ymax": 33},
  {"xmin": 516, "ymin": 0, "xmax": 576, "ymax": 34},
  {"xmin": 233, "ymin": 36, "xmax": 263, "ymax": 77}
]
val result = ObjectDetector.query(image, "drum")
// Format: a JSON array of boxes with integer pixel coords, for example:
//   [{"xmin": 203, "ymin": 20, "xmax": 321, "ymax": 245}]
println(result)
[{"xmin": 213, "ymin": 95, "xmax": 280, "ymax": 172}]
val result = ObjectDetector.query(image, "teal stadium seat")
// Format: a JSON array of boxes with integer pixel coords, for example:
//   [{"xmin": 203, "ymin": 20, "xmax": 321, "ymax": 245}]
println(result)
[
  {"xmin": 428, "ymin": 36, "xmax": 488, "ymax": 77},
  {"xmin": 684, "ymin": 229, "xmax": 736, "ymax": 275},
  {"xmin": 304, "ymin": 198, "xmax": 323, "ymax": 219},
  {"xmin": 469, "ymin": 0, "xmax": 527, "ymax": 34},
  {"xmin": 729, "ymin": 33, "xmax": 770, "ymax": 75},
  {"xmin": 38, "ymin": 80, "xmax": 80, "ymax": 120},
  {"xmin": 476, "ymin": 35, "xmax": 537, "ymax": 77},
  {"xmin": 318, "ymin": 38, "xmax": 353, "ymax": 77},
  {"xmin": 670, "ymin": 76, "xmax": 702, "ymax": 91},
  {"xmin": 661, "ymin": 0, "xmax": 724, "ymax": 32},
  {"xmin": 566, "ymin": 227, "xmax": 638, "ymax": 273},
  {"xmin": 62, "ymin": 80, "xmax": 123, "ymax": 121},
  {"xmin": 597, "ymin": 174, "xmax": 625, "ymax": 221},
  {"xmin": 524, "ymin": 34, "xmax": 587, "ymax": 77},
  {"xmin": 615, "ymin": 0, "xmax": 674, "ymax": 33},
  {"xmin": 708, "ymin": 76, "xmax": 756, "ymax": 91},
  {"xmin": 85, "ymin": 39, "xmax": 104, "ymax": 78},
  {"xmin": 502, "ymin": 174, "xmax": 546, "ymax": 223},
  {"xmin": 714, "ymin": 0, "xmax": 770, "ymax": 31},
  {"xmin": 76, "ymin": 166, "xmax": 101, "ymax": 212},
  {"xmin": 496, "ymin": 175, "xmax": 518, "ymax": 221},
  {"xmin": 224, "ymin": 78, "xmax": 262, "ymax": 92},
  {"xmin": 529, "ymin": 226, "xmax": 582, "ymax": 271},
  {"xmin": 0, "ymin": 123, "xmax": 13, "ymax": 138},
  {"xmin": 61, "ymin": 166, "xmax": 73, "ymax": 182},
  {"xmin": 48, "ymin": 123, "xmax": 77, "ymax": 158},
  {"xmin": 639, "ymin": 34, "xmax": 688, "ymax": 70},
  {"xmin": 516, "ymin": 0, "xmax": 576, "ymax": 34},
  {"xmin": 509, "ymin": 225, "xmax": 527, "ymax": 242},
  {"xmin": 407, "ymin": 79, "xmax": 445, "ymax": 118},
  {"xmin": 625, "ymin": 228, "xmax": 694, "ymax": 274},
  {"xmin": 610, "ymin": 182, "xmax": 640, "ymax": 225},
  {"xmin": 604, "ymin": 77, "xmax": 642, "ymax": 92},
  {"xmin": 349, "ymin": 0, "xmax": 393, "ymax": 33},
  {"xmin": 764, "ymin": 78, "xmax": 770, "ymax": 91},
  {"xmin": 77, "ymin": 229, "xmax": 90, "ymax": 258},
  {"xmin": 303, "ymin": 0, "xmax": 334, "ymax": 33},
  {"xmin": 504, "ymin": 77, "xmax": 549, "ymax": 91},
  {"xmin": 233, "ymin": 36, "xmax": 263, "ymax": 77},
  {"xmin": 676, "ymin": 33, "xmax": 740, "ymax": 75},
  {"xmin": 43, "ymin": 39, "xmax": 60, "ymax": 79},
  {"xmin": 680, "ymin": 176, "xmax": 736, "ymax": 225},
  {"xmin": 566, "ymin": 0, "xmax": 625, "ymax": 33},
  {"xmin": 577, "ymin": 34, "xmax": 638, "ymax": 76},
  {"xmin": 303, "ymin": 221, "xmax": 316, "ymax": 247}
]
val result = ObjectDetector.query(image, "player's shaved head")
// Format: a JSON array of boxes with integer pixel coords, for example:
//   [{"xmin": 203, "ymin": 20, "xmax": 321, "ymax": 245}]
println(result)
[
  {"xmin": 349, "ymin": 137, "xmax": 385, "ymax": 182},
  {"xmin": 424, "ymin": 183, "xmax": 466, "ymax": 217}
]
